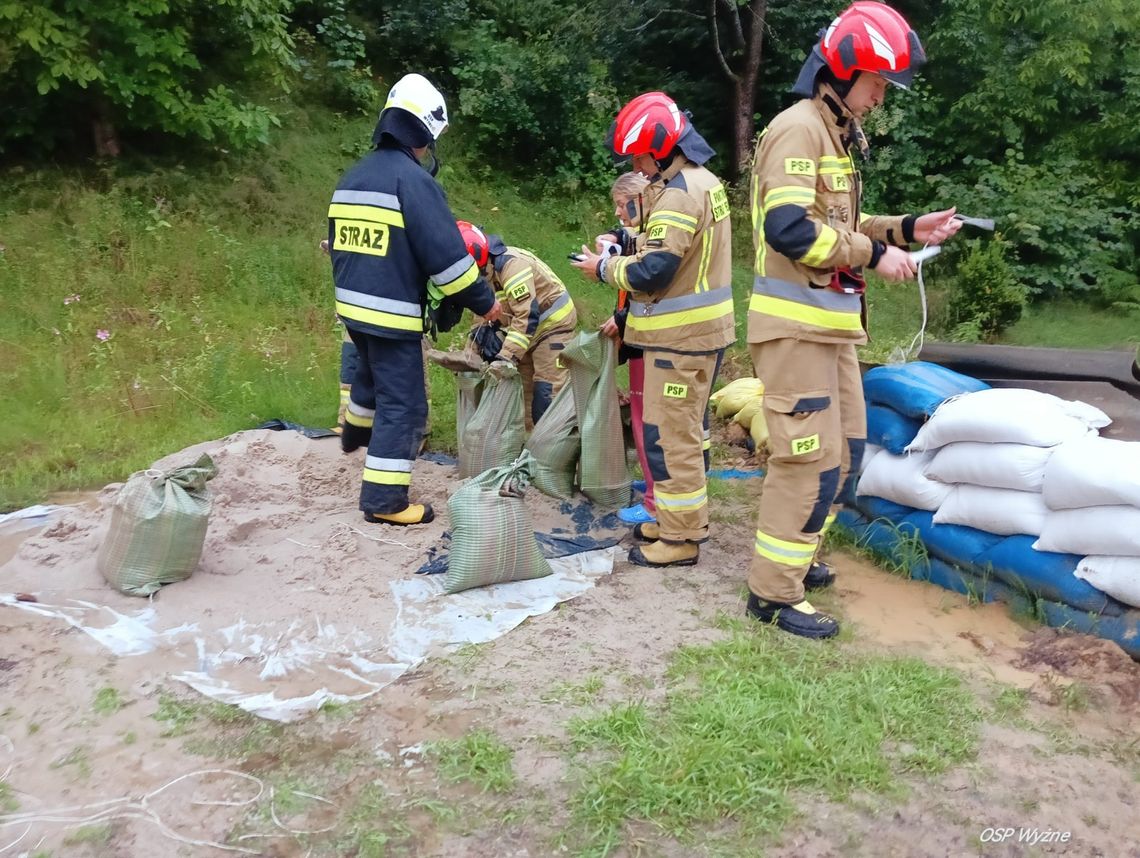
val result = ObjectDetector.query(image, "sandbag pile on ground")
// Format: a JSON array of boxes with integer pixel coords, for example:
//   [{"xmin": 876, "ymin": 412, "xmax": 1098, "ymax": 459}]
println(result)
[
  {"xmin": 709, "ymin": 376, "xmax": 768, "ymax": 450},
  {"xmin": 1035, "ymin": 436, "xmax": 1140, "ymax": 608},
  {"xmin": 839, "ymin": 361, "xmax": 1140, "ymax": 659}
]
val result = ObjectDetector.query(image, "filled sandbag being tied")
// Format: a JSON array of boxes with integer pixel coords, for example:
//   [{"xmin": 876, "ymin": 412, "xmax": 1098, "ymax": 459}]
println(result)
[
  {"xmin": 559, "ymin": 332, "xmax": 630, "ymax": 510},
  {"xmin": 524, "ymin": 383, "xmax": 580, "ymax": 500},
  {"xmin": 444, "ymin": 450, "xmax": 553, "ymax": 594},
  {"xmin": 458, "ymin": 361, "xmax": 526, "ymax": 479},
  {"xmin": 709, "ymin": 375, "xmax": 768, "ymax": 450}
]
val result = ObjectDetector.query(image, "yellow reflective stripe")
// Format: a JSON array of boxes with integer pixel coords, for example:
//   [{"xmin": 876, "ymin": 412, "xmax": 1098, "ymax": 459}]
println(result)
[
  {"xmin": 505, "ymin": 331, "xmax": 530, "ymax": 348},
  {"xmin": 502, "ymin": 267, "xmax": 533, "ymax": 292},
  {"xmin": 362, "ymin": 468, "xmax": 412, "ymax": 486},
  {"xmin": 800, "ymin": 224, "xmax": 838, "ymax": 267},
  {"xmin": 345, "ymin": 410, "xmax": 373, "ymax": 428},
  {"xmin": 818, "ymin": 155, "xmax": 854, "ymax": 175},
  {"xmin": 650, "ymin": 209, "xmax": 698, "ymax": 226},
  {"xmin": 754, "ymin": 530, "xmax": 816, "ymax": 567},
  {"xmin": 327, "ymin": 203, "xmax": 405, "ymax": 227},
  {"xmin": 336, "ymin": 300, "xmax": 424, "ymax": 333},
  {"xmin": 821, "ymin": 512, "xmax": 837, "ymax": 534},
  {"xmin": 626, "ymin": 298, "xmax": 734, "ymax": 332},
  {"xmin": 702, "ymin": 437, "xmax": 712, "ymax": 451},
  {"xmin": 656, "ymin": 486, "xmax": 707, "ymax": 512},
  {"xmin": 752, "ymin": 175, "xmax": 767, "ymax": 277},
  {"xmin": 695, "ymin": 228, "xmax": 712, "ymax": 293},
  {"xmin": 536, "ymin": 297, "xmax": 574, "ymax": 334},
  {"xmin": 747, "ymin": 293, "xmax": 863, "ymax": 332},
  {"xmin": 763, "ymin": 185, "xmax": 816, "ymax": 208},
  {"xmin": 611, "ymin": 257, "xmax": 632, "ymax": 291},
  {"xmin": 646, "ymin": 216, "xmax": 696, "ymax": 235},
  {"xmin": 436, "ymin": 260, "xmax": 479, "ymax": 296}
]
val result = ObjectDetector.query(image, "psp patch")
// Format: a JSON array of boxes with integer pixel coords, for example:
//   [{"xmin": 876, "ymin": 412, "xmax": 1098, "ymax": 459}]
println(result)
[
  {"xmin": 784, "ymin": 158, "xmax": 816, "ymax": 177},
  {"xmin": 663, "ymin": 382, "xmax": 688, "ymax": 399},
  {"xmin": 791, "ymin": 434, "xmax": 820, "ymax": 456},
  {"xmin": 647, "ymin": 223, "xmax": 668, "ymax": 240}
]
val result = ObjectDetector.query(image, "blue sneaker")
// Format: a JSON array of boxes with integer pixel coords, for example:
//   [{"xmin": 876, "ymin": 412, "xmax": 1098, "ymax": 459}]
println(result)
[
  {"xmin": 631, "ymin": 479, "xmax": 647, "ymax": 494},
  {"xmin": 618, "ymin": 503, "xmax": 655, "ymax": 525}
]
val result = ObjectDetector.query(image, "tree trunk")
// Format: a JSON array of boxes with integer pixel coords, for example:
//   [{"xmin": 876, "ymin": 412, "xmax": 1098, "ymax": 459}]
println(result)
[
  {"xmin": 92, "ymin": 95, "xmax": 121, "ymax": 159},
  {"xmin": 733, "ymin": 0, "xmax": 767, "ymax": 179}
]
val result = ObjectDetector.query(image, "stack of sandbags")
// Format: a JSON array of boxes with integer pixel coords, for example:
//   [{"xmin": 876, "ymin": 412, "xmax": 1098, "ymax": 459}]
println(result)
[
  {"xmin": 905, "ymin": 388, "xmax": 1110, "ymax": 539},
  {"xmin": 854, "ymin": 362, "xmax": 989, "ymax": 510},
  {"xmin": 1034, "ymin": 436, "xmax": 1140, "ymax": 608},
  {"xmin": 709, "ymin": 376, "xmax": 768, "ymax": 450}
]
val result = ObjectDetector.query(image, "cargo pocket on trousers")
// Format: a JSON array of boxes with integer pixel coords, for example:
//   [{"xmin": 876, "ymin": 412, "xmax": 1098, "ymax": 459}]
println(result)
[{"xmin": 764, "ymin": 390, "xmax": 832, "ymax": 465}]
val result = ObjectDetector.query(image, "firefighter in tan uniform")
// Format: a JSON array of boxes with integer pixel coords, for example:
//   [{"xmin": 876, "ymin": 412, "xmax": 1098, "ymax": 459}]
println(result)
[
  {"xmin": 573, "ymin": 92, "xmax": 734, "ymax": 568},
  {"xmin": 459, "ymin": 222, "xmax": 577, "ymax": 426},
  {"xmin": 746, "ymin": 2, "xmax": 961, "ymax": 637}
]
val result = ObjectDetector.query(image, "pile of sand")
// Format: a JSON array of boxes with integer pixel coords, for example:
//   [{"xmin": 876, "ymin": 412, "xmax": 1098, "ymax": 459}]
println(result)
[{"xmin": 0, "ymin": 429, "xmax": 619, "ymax": 719}]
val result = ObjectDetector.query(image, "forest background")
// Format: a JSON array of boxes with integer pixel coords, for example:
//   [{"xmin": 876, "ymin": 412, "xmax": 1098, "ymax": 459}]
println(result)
[{"xmin": 1, "ymin": 0, "xmax": 1137, "ymax": 508}]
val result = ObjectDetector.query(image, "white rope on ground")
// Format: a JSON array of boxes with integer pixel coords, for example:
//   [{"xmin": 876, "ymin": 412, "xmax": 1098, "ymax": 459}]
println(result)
[
  {"xmin": 0, "ymin": 766, "xmax": 339, "ymax": 855},
  {"xmin": 333, "ymin": 521, "xmax": 413, "ymax": 550}
]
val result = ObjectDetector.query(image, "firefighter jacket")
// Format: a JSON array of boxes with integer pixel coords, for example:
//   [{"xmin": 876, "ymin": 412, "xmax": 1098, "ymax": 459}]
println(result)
[
  {"xmin": 601, "ymin": 157, "xmax": 735, "ymax": 355},
  {"xmin": 487, "ymin": 244, "xmax": 577, "ymax": 362},
  {"xmin": 747, "ymin": 83, "xmax": 915, "ymax": 345},
  {"xmin": 328, "ymin": 146, "xmax": 495, "ymax": 340}
]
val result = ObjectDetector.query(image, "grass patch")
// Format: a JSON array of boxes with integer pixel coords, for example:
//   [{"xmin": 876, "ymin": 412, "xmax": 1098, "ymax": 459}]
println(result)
[
  {"xmin": 427, "ymin": 729, "xmax": 516, "ymax": 794},
  {"xmin": 152, "ymin": 689, "xmax": 282, "ymax": 758},
  {"xmin": 541, "ymin": 674, "xmax": 605, "ymax": 707},
  {"xmin": 92, "ymin": 686, "xmax": 125, "ymax": 716},
  {"xmin": 336, "ymin": 783, "xmax": 412, "ymax": 858},
  {"xmin": 565, "ymin": 624, "xmax": 979, "ymax": 856},
  {"xmin": 0, "ymin": 780, "xmax": 18, "ymax": 813},
  {"xmin": 63, "ymin": 824, "xmax": 112, "ymax": 847}
]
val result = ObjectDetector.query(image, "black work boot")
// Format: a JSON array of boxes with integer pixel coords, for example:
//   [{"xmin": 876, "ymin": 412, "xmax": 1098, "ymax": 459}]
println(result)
[
  {"xmin": 746, "ymin": 593, "xmax": 839, "ymax": 639},
  {"xmin": 340, "ymin": 421, "xmax": 372, "ymax": 454},
  {"xmin": 803, "ymin": 561, "xmax": 836, "ymax": 591}
]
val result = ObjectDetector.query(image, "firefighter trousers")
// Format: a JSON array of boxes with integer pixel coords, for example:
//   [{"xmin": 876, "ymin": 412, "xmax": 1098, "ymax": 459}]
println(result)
[
  {"xmin": 641, "ymin": 349, "xmax": 723, "ymax": 543},
  {"xmin": 345, "ymin": 329, "xmax": 429, "ymax": 515},
  {"xmin": 519, "ymin": 329, "xmax": 572, "ymax": 428},
  {"xmin": 748, "ymin": 339, "xmax": 866, "ymax": 604},
  {"xmin": 339, "ymin": 330, "xmax": 431, "ymax": 437}
]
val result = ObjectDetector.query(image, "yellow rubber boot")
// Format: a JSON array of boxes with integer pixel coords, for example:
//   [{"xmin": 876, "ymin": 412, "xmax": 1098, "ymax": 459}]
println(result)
[
  {"xmin": 364, "ymin": 503, "xmax": 435, "ymax": 526},
  {"xmin": 628, "ymin": 540, "xmax": 698, "ymax": 568},
  {"xmin": 632, "ymin": 521, "xmax": 659, "ymax": 542}
]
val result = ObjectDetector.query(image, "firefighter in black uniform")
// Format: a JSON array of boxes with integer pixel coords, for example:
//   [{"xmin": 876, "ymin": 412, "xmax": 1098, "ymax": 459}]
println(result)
[{"xmin": 329, "ymin": 73, "xmax": 501, "ymax": 525}]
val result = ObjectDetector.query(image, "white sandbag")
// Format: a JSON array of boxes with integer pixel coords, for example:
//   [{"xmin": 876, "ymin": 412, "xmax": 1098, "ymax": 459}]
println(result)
[
  {"xmin": 861, "ymin": 443, "xmax": 883, "ymax": 475},
  {"xmin": 1041, "ymin": 436, "xmax": 1140, "ymax": 510},
  {"xmin": 1033, "ymin": 506, "xmax": 1140, "ymax": 557},
  {"xmin": 924, "ymin": 441, "xmax": 1055, "ymax": 492},
  {"xmin": 856, "ymin": 451, "xmax": 950, "ymax": 511},
  {"xmin": 907, "ymin": 388, "xmax": 1104, "ymax": 452},
  {"xmin": 1073, "ymin": 556, "xmax": 1140, "ymax": 609},
  {"xmin": 933, "ymin": 485, "xmax": 1048, "ymax": 537}
]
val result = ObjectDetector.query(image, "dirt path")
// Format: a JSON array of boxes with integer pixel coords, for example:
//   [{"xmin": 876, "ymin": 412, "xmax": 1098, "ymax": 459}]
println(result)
[{"xmin": 2, "ymin": 435, "xmax": 1139, "ymax": 857}]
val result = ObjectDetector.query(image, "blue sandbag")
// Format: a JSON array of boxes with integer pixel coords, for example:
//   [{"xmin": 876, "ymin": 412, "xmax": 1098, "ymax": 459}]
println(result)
[
  {"xmin": 856, "ymin": 495, "xmax": 918, "ymax": 523},
  {"xmin": 863, "ymin": 361, "xmax": 990, "ymax": 420},
  {"xmin": 866, "ymin": 404, "xmax": 923, "ymax": 455},
  {"xmin": 902, "ymin": 511, "xmax": 1005, "ymax": 568},
  {"xmin": 975, "ymin": 535, "xmax": 1124, "ymax": 616},
  {"xmin": 1038, "ymin": 603, "xmax": 1140, "ymax": 659}
]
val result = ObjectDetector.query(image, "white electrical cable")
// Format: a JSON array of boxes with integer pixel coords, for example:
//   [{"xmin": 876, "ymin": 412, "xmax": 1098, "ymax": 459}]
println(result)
[{"xmin": 889, "ymin": 242, "xmax": 934, "ymax": 365}]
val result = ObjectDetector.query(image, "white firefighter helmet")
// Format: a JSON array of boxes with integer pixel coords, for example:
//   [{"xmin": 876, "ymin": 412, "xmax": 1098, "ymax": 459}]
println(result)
[{"xmin": 382, "ymin": 73, "xmax": 449, "ymax": 141}]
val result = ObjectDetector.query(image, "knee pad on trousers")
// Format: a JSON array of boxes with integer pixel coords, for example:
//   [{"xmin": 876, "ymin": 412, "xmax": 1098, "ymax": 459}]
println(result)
[
  {"xmin": 643, "ymin": 423, "xmax": 671, "ymax": 482},
  {"xmin": 837, "ymin": 437, "xmax": 866, "ymax": 506},
  {"xmin": 532, "ymin": 381, "xmax": 554, "ymax": 424},
  {"xmin": 804, "ymin": 465, "xmax": 841, "ymax": 533}
]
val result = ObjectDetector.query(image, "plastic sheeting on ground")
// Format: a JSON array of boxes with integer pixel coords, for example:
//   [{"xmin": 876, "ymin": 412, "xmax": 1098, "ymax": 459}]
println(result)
[{"xmin": 1, "ymin": 548, "xmax": 615, "ymax": 722}]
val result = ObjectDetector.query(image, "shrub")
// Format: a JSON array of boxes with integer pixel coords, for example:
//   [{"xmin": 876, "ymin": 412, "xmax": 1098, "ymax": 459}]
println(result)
[{"xmin": 941, "ymin": 239, "xmax": 1027, "ymax": 341}]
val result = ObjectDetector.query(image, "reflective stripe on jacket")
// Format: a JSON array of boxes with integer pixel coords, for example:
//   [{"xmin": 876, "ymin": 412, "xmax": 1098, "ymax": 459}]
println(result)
[
  {"xmin": 328, "ymin": 147, "xmax": 495, "ymax": 340},
  {"xmin": 605, "ymin": 157, "xmax": 735, "ymax": 354},
  {"xmin": 747, "ymin": 85, "xmax": 910, "ymax": 345},
  {"xmin": 491, "ymin": 247, "xmax": 577, "ymax": 362}
]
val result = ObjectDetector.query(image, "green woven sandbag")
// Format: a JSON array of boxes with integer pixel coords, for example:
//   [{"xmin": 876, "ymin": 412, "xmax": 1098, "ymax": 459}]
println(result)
[
  {"xmin": 96, "ymin": 454, "xmax": 217, "ymax": 596},
  {"xmin": 458, "ymin": 362, "xmax": 525, "ymax": 479},
  {"xmin": 524, "ymin": 382, "xmax": 580, "ymax": 500},
  {"xmin": 444, "ymin": 451, "xmax": 553, "ymax": 594},
  {"xmin": 561, "ymin": 332, "xmax": 630, "ymax": 509},
  {"xmin": 455, "ymin": 370, "xmax": 485, "ymax": 443}
]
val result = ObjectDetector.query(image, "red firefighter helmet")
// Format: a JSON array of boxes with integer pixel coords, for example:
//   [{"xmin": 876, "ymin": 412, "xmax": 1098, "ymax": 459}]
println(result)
[
  {"xmin": 609, "ymin": 92, "xmax": 687, "ymax": 161},
  {"xmin": 820, "ymin": 2, "xmax": 925, "ymax": 88},
  {"xmin": 457, "ymin": 220, "xmax": 489, "ymax": 267}
]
